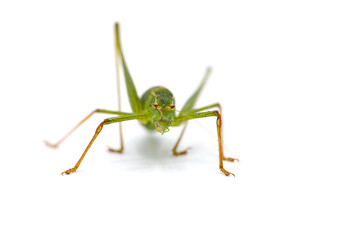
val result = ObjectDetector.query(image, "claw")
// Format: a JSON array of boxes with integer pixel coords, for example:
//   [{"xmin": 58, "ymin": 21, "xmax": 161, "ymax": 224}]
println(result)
[
  {"xmin": 44, "ymin": 140, "xmax": 58, "ymax": 148},
  {"xmin": 223, "ymin": 156, "xmax": 239, "ymax": 162},
  {"xmin": 108, "ymin": 146, "xmax": 124, "ymax": 153},
  {"xmin": 220, "ymin": 167, "xmax": 235, "ymax": 177},
  {"xmin": 61, "ymin": 168, "xmax": 76, "ymax": 175},
  {"xmin": 173, "ymin": 147, "xmax": 191, "ymax": 156}
]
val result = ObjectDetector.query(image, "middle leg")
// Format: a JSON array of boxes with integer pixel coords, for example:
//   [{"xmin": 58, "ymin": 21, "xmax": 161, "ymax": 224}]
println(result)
[{"xmin": 172, "ymin": 103, "xmax": 220, "ymax": 156}]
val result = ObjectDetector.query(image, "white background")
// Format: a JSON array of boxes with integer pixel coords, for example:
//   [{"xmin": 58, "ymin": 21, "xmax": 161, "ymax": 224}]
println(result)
[{"xmin": 0, "ymin": 0, "xmax": 359, "ymax": 239}]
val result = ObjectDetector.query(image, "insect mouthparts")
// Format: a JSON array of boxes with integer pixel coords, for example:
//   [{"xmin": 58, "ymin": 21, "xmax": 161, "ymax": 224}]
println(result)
[{"xmin": 158, "ymin": 108, "xmax": 163, "ymax": 120}]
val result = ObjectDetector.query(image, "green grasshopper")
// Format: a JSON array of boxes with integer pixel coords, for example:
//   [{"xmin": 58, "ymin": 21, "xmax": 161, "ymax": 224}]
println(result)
[{"xmin": 45, "ymin": 23, "xmax": 238, "ymax": 176}]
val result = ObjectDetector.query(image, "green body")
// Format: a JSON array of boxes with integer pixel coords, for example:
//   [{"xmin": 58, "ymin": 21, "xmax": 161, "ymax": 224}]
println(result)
[{"xmin": 49, "ymin": 23, "xmax": 237, "ymax": 177}]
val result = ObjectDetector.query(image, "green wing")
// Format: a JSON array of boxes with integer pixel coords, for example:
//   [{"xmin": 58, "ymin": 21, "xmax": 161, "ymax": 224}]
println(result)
[
  {"xmin": 115, "ymin": 23, "xmax": 142, "ymax": 113},
  {"xmin": 179, "ymin": 67, "xmax": 212, "ymax": 116}
]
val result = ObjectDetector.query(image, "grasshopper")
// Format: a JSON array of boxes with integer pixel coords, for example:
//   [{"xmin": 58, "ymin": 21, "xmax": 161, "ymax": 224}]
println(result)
[{"xmin": 46, "ymin": 23, "xmax": 238, "ymax": 176}]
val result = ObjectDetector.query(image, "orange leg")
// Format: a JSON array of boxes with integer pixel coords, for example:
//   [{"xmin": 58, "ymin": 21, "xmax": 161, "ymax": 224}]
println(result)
[
  {"xmin": 61, "ymin": 113, "xmax": 145, "ymax": 175},
  {"xmin": 174, "ymin": 110, "xmax": 238, "ymax": 176}
]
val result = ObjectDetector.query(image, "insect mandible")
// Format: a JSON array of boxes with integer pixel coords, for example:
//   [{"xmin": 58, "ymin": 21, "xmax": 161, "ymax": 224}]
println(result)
[{"xmin": 45, "ymin": 23, "xmax": 238, "ymax": 176}]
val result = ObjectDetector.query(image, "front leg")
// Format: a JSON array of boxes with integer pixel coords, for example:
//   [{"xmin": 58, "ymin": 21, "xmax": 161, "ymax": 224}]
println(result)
[
  {"xmin": 174, "ymin": 111, "xmax": 238, "ymax": 176},
  {"xmin": 61, "ymin": 113, "xmax": 145, "ymax": 175},
  {"xmin": 215, "ymin": 111, "xmax": 239, "ymax": 176}
]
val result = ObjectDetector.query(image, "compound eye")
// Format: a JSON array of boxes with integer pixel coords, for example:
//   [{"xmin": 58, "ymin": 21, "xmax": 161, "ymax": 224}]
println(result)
[
  {"xmin": 170, "ymin": 104, "xmax": 175, "ymax": 109},
  {"xmin": 153, "ymin": 103, "xmax": 158, "ymax": 108}
]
